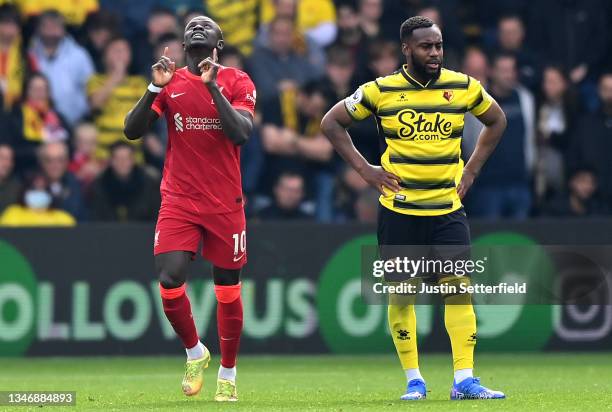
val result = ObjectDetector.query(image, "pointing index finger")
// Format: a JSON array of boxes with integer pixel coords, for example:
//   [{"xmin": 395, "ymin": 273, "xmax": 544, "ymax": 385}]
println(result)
[
  {"xmin": 213, "ymin": 47, "xmax": 218, "ymax": 63},
  {"xmin": 162, "ymin": 46, "xmax": 168, "ymax": 57}
]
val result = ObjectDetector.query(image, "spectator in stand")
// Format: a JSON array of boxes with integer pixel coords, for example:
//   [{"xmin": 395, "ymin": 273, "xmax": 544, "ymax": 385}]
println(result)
[
  {"xmin": 0, "ymin": 144, "xmax": 20, "ymax": 214},
  {"xmin": 199, "ymin": 1, "xmax": 259, "ymax": 57},
  {"xmin": 247, "ymin": 16, "xmax": 322, "ymax": 101},
  {"xmin": 260, "ymin": 0, "xmax": 337, "ymax": 48},
  {"xmin": 131, "ymin": 7, "xmax": 178, "ymax": 76},
  {"xmin": 493, "ymin": 14, "xmax": 538, "ymax": 90},
  {"xmin": 534, "ymin": 65, "xmax": 581, "ymax": 204},
  {"xmin": 218, "ymin": 45, "xmax": 244, "ymax": 70},
  {"xmin": 324, "ymin": 45, "xmax": 378, "ymax": 165},
  {"xmin": 257, "ymin": 172, "xmax": 312, "ymax": 220},
  {"xmin": 462, "ymin": 47, "xmax": 490, "ymax": 86},
  {"xmin": 544, "ymin": 167, "xmax": 607, "ymax": 217},
  {"xmin": 466, "ymin": 54, "xmax": 536, "ymax": 219},
  {"xmin": 324, "ymin": 46, "xmax": 355, "ymax": 103},
  {"xmin": 156, "ymin": 0, "xmax": 201, "ymax": 18},
  {"xmin": 38, "ymin": 141, "xmax": 86, "ymax": 221},
  {"xmin": 334, "ymin": 166, "xmax": 369, "ymax": 221},
  {"xmin": 29, "ymin": 10, "xmax": 95, "ymax": 126},
  {"xmin": 355, "ymin": 186, "xmax": 379, "ymax": 223},
  {"xmin": 16, "ymin": 0, "xmax": 99, "ymax": 28},
  {"xmin": 89, "ymin": 142, "xmax": 160, "ymax": 222},
  {"xmin": 68, "ymin": 122, "xmax": 105, "ymax": 189},
  {"xmin": 461, "ymin": 47, "xmax": 489, "ymax": 159},
  {"xmin": 528, "ymin": 0, "xmax": 609, "ymax": 111},
  {"xmin": 10, "ymin": 73, "xmax": 69, "ymax": 174},
  {"xmin": 82, "ymin": 10, "xmax": 121, "ymax": 72},
  {"xmin": 357, "ymin": 0, "xmax": 383, "ymax": 40},
  {"xmin": 0, "ymin": 4, "xmax": 37, "ymax": 111},
  {"xmin": 256, "ymin": 5, "xmax": 327, "ymax": 84},
  {"xmin": 353, "ymin": 38, "xmax": 399, "ymax": 88},
  {"xmin": 98, "ymin": 0, "xmax": 157, "ymax": 41},
  {"xmin": 260, "ymin": 81, "xmax": 334, "ymax": 221},
  {"xmin": 568, "ymin": 72, "xmax": 612, "ymax": 206},
  {"xmin": 365, "ymin": 39, "xmax": 399, "ymax": 80},
  {"xmin": 529, "ymin": 0, "xmax": 608, "ymax": 86},
  {"xmin": 0, "ymin": 172, "xmax": 75, "ymax": 227},
  {"xmin": 87, "ymin": 36, "xmax": 147, "ymax": 163},
  {"xmin": 333, "ymin": 0, "xmax": 367, "ymax": 58}
]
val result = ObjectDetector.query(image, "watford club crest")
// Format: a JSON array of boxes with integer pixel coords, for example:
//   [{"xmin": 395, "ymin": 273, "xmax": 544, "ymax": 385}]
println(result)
[{"xmin": 443, "ymin": 90, "xmax": 454, "ymax": 102}]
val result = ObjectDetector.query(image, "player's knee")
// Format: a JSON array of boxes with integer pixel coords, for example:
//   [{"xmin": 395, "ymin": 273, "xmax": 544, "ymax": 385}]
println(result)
[
  {"xmin": 158, "ymin": 271, "xmax": 184, "ymax": 289},
  {"xmin": 157, "ymin": 263, "xmax": 188, "ymax": 289},
  {"xmin": 214, "ymin": 282, "xmax": 241, "ymax": 303},
  {"xmin": 155, "ymin": 253, "xmax": 189, "ymax": 289}
]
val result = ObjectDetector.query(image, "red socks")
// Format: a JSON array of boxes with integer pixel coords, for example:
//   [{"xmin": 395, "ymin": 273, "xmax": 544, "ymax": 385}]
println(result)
[
  {"xmin": 214, "ymin": 284, "xmax": 243, "ymax": 368},
  {"xmin": 159, "ymin": 282, "xmax": 243, "ymax": 368},
  {"xmin": 159, "ymin": 283, "xmax": 199, "ymax": 349}
]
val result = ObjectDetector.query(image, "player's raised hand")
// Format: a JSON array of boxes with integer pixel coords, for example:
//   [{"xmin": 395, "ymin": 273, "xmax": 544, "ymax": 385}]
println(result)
[
  {"xmin": 360, "ymin": 164, "xmax": 401, "ymax": 195},
  {"xmin": 151, "ymin": 47, "xmax": 175, "ymax": 87},
  {"xmin": 198, "ymin": 47, "xmax": 220, "ymax": 86}
]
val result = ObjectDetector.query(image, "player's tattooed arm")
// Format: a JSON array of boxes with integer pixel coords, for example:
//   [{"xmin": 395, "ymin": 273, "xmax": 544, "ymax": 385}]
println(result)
[
  {"xmin": 124, "ymin": 47, "xmax": 175, "ymax": 140},
  {"xmin": 321, "ymin": 101, "xmax": 400, "ymax": 195},
  {"xmin": 199, "ymin": 48, "xmax": 253, "ymax": 145},
  {"xmin": 457, "ymin": 100, "xmax": 507, "ymax": 199}
]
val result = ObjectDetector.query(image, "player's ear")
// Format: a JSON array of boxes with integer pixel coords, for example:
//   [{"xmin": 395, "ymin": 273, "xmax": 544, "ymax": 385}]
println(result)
[{"xmin": 216, "ymin": 39, "xmax": 224, "ymax": 52}]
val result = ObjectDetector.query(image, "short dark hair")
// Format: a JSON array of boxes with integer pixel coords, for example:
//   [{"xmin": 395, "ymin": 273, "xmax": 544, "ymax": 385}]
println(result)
[
  {"xmin": 109, "ymin": 141, "xmax": 135, "ymax": 156},
  {"xmin": 276, "ymin": 171, "xmax": 304, "ymax": 186},
  {"xmin": 156, "ymin": 32, "xmax": 181, "ymax": 48},
  {"xmin": 492, "ymin": 52, "xmax": 517, "ymax": 67},
  {"xmin": 37, "ymin": 9, "xmax": 65, "ymax": 27},
  {"xmin": 149, "ymin": 6, "xmax": 175, "ymax": 19},
  {"xmin": 400, "ymin": 16, "xmax": 435, "ymax": 42},
  {"xmin": 326, "ymin": 45, "xmax": 353, "ymax": 67},
  {"xmin": 498, "ymin": 14, "xmax": 523, "ymax": 26},
  {"xmin": 0, "ymin": 4, "xmax": 20, "ymax": 25}
]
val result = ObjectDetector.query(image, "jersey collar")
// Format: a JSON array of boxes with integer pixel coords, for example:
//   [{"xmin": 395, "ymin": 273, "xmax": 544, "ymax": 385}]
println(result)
[{"xmin": 401, "ymin": 64, "xmax": 438, "ymax": 89}]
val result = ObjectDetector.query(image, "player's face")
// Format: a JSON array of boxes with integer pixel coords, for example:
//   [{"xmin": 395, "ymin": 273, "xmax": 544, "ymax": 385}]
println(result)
[
  {"xmin": 404, "ymin": 26, "xmax": 443, "ymax": 80},
  {"xmin": 183, "ymin": 16, "xmax": 222, "ymax": 50}
]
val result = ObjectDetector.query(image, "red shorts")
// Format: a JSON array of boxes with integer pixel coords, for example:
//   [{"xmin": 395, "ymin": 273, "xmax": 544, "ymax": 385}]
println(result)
[{"xmin": 154, "ymin": 203, "xmax": 247, "ymax": 269}]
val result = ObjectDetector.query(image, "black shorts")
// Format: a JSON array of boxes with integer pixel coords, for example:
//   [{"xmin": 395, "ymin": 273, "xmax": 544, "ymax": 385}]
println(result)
[
  {"xmin": 377, "ymin": 205, "xmax": 471, "ymax": 246},
  {"xmin": 377, "ymin": 205, "xmax": 471, "ymax": 282}
]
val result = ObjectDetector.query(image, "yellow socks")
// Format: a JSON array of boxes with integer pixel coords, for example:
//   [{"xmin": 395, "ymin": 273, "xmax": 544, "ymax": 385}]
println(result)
[
  {"xmin": 440, "ymin": 276, "xmax": 477, "ymax": 371},
  {"xmin": 388, "ymin": 291, "xmax": 419, "ymax": 370}
]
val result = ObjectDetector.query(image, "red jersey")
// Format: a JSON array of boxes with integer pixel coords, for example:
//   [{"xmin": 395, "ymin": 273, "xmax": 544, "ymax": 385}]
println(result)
[{"xmin": 151, "ymin": 66, "xmax": 256, "ymax": 214}]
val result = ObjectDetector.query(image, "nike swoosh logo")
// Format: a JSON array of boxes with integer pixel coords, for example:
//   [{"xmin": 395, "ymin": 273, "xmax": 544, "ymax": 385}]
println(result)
[
  {"xmin": 233, "ymin": 253, "xmax": 245, "ymax": 262},
  {"xmin": 220, "ymin": 337, "xmax": 235, "ymax": 341},
  {"xmin": 171, "ymin": 92, "xmax": 185, "ymax": 98}
]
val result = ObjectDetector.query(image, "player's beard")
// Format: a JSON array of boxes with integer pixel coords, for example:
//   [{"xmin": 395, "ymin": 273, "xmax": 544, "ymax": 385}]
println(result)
[{"xmin": 413, "ymin": 57, "xmax": 442, "ymax": 82}]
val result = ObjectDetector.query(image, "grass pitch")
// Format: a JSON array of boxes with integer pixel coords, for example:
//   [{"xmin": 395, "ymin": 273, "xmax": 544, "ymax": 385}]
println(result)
[{"xmin": 1, "ymin": 353, "xmax": 611, "ymax": 411}]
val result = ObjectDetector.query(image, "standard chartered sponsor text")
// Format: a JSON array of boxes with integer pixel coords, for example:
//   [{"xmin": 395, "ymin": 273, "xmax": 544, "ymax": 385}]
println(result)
[{"xmin": 186, "ymin": 116, "xmax": 222, "ymax": 130}]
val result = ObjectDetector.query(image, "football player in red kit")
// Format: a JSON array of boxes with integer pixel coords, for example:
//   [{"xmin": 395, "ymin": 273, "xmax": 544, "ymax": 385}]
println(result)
[{"xmin": 123, "ymin": 15, "xmax": 255, "ymax": 402}]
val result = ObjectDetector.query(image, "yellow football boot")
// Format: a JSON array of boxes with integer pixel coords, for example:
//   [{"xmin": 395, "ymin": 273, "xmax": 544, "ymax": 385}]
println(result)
[{"xmin": 181, "ymin": 347, "xmax": 211, "ymax": 396}]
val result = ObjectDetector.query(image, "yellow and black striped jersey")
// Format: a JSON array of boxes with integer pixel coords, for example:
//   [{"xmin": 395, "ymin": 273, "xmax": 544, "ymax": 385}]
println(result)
[{"xmin": 344, "ymin": 65, "xmax": 493, "ymax": 216}]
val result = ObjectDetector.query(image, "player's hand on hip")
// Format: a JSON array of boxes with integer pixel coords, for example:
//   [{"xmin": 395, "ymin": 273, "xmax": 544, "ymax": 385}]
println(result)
[
  {"xmin": 151, "ymin": 46, "xmax": 176, "ymax": 87},
  {"xmin": 457, "ymin": 169, "xmax": 476, "ymax": 199},
  {"xmin": 199, "ymin": 48, "xmax": 220, "ymax": 87},
  {"xmin": 360, "ymin": 164, "xmax": 401, "ymax": 195}
]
